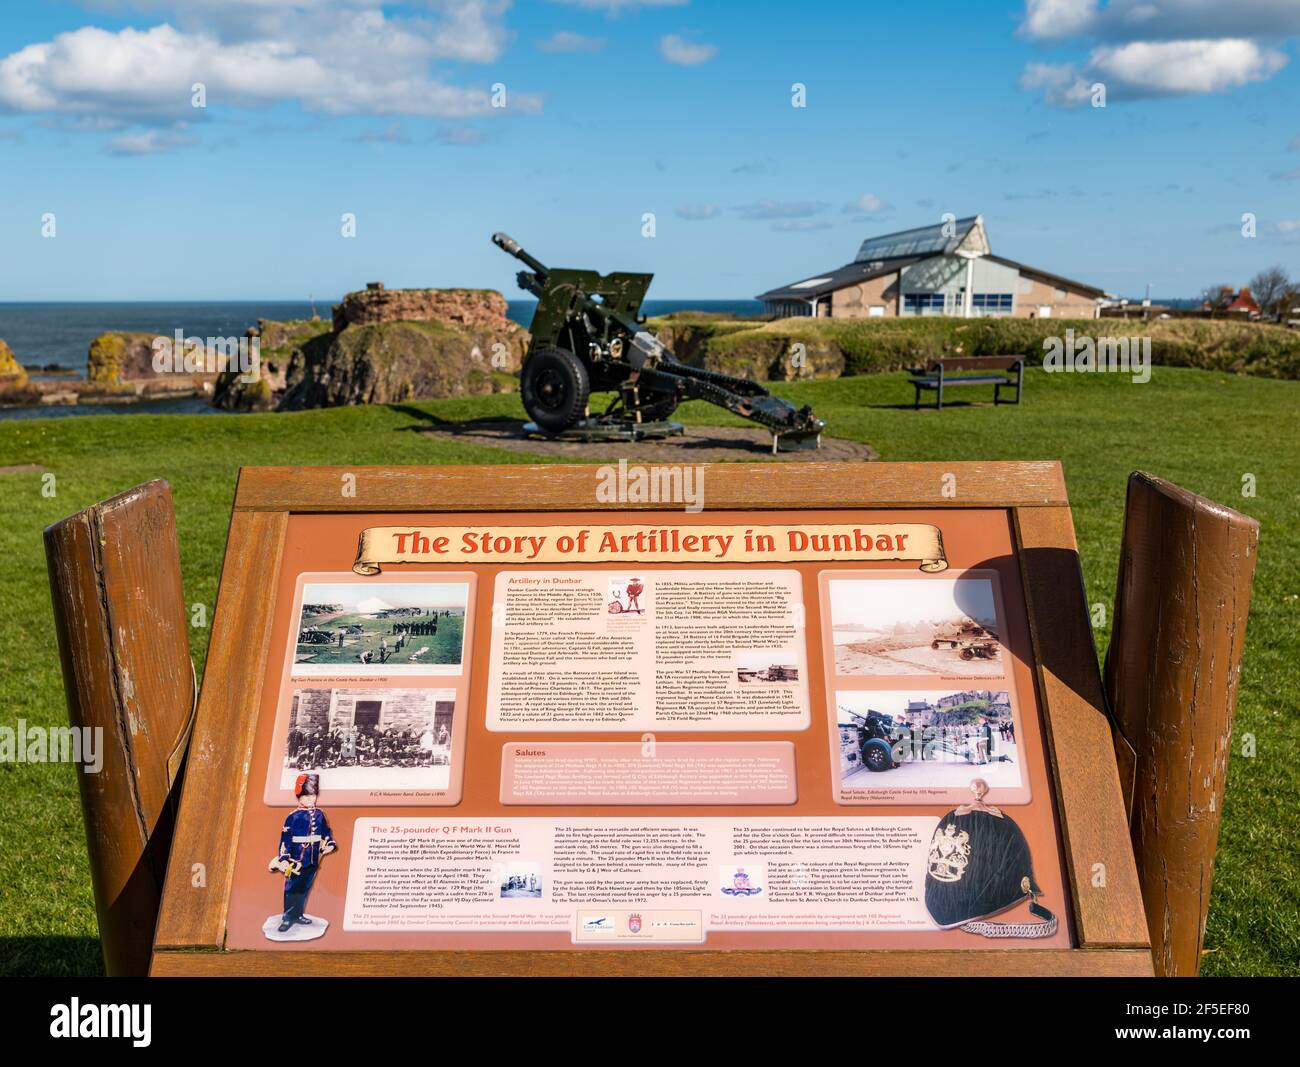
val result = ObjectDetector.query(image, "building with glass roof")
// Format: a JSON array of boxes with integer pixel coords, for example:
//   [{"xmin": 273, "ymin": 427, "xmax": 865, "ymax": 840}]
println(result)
[{"xmin": 756, "ymin": 215, "xmax": 1105, "ymax": 320}]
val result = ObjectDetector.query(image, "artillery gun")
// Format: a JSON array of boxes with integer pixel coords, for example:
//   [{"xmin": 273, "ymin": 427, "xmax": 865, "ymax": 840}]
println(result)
[
  {"xmin": 931, "ymin": 618, "xmax": 1000, "ymax": 660},
  {"xmin": 493, "ymin": 233, "xmax": 824, "ymax": 452}
]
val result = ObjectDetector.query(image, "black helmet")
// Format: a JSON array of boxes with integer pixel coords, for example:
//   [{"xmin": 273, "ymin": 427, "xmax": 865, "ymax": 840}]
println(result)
[{"xmin": 924, "ymin": 780, "xmax": 1057, "ymax": 938}]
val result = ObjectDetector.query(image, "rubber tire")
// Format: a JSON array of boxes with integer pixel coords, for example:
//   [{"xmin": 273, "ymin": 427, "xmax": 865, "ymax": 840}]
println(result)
[
  {"xmin": 522, "ymin": 346, "xmax": 590, "ymax": 433},
  {"xmin": 863, "ymin": 739, "xmax": 893, "ymax": 772}
]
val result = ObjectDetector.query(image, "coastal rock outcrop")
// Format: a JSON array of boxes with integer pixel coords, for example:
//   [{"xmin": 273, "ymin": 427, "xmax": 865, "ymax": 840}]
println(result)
[
  {"xmin": 212, "ymin": 320, "xmax": 332, "ymax": 412},
  {"xmin": 0, "ymin": 339, "xmax": 34, "ymax": 401},
  {"xmin": 0, "ymin": 339, "xmax": 27, "ymax": 384},
  {"xmin": 332, "ymin": 283, "xmax": 513, "ymax": 332},
  {"xmin": 212, "ymin": 285, "xmax": 527, "ymax": 412},
  {"xmin": 278, "ymin": 319, "xmax": 524, "ymax": 410},
  {"xmin": 87, "ymin": 332, "xmax": 160, "ymax": 384}
]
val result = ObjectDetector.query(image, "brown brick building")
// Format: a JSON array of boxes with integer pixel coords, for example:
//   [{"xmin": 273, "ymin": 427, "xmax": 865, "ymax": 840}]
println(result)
[{"xmin": 757, "ymin": 215, "xmax": 1104, "ymax": 320}]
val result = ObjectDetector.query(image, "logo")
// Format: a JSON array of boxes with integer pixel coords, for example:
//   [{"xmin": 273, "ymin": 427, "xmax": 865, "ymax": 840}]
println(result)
[
  {"xmin": 721, "ymin": 867, "xmax": 762, "ymax": 896},
  {"xmin": 628, "ymin": 913, "xmax": 642, "ymax": 933},
  {"xmin": 50, "ymin": 999, "xmax": 151, "ymax": 1047},
  {"xmin": 928, "ymin": 824, "xmax": 971, "ymax": 883},
  {"xmin": 582, "ymin": 916, "xmax": 610, "ymax": 930}
]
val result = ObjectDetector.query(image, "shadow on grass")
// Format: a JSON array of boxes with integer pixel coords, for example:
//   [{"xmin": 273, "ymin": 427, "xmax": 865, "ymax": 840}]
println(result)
[
  {"xmin": 386, "ymin": 405, "xmax": 527, "ymax": 435},
  {"xmin": 867, "ymin": 400, "xmax": 1004, "ymax": 411},
  {"xmin": 0, "ymin": 937, "xmax": 104, "ymax": 977}
]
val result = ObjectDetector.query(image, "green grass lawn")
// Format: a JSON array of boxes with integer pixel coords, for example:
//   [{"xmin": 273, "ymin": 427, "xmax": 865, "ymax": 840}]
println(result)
[{"xmin": 1, "ymin": 366, "xmax": 1296, "ymax": 976}]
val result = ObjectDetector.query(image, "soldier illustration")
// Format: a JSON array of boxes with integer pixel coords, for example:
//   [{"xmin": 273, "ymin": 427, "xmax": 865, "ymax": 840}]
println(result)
[
  {"xmin": 266, "ymin": 773, "xmax": 336, "ymax": 938},
  {"xmin": 625, "ymin": 577, "xmax": 644, "ymax": 613}
]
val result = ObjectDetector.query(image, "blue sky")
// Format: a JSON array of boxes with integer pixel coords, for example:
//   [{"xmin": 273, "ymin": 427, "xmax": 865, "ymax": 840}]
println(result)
[{"xmin": 1, "ymin": 0, "xmax": 1298, "ymax": 301}]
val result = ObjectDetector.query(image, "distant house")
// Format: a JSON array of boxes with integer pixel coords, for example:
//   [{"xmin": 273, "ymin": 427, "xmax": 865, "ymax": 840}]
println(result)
[
  {"xmin": 756, "ymin": 215, "xmax": 1104, "ymax": 320},
  {"xmin": 1207, "ymin": 286, "xmax": 1260, "ymax": 317}
]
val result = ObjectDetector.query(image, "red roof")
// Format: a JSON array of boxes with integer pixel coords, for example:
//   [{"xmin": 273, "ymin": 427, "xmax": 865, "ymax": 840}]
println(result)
[{"xmin": 1226, "ymin": 286, "xmax": 1260, "ymax": 312}]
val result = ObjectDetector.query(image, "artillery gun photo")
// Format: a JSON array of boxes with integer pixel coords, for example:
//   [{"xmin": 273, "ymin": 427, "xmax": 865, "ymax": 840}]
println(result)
[
  {"xmin": 931, "ymin": 618, "xmax": 1000, "ymax": 660},
  {"xmin": 845, "ymin": 709, "xmax": 899, "ymax": 773},
  {"xmin": 493, "ymin": 233, "xmax": 825, "ymax": 452}
]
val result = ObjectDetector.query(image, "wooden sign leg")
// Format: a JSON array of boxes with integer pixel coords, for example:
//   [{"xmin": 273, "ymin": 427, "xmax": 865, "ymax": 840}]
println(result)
[
  {"xmin": 44, "ymin": 481, "xmax": 197, "ymax": 976},
  {"xmin": 1105, "ymin": 472, "xmax": 1259, "ymax": 976}
]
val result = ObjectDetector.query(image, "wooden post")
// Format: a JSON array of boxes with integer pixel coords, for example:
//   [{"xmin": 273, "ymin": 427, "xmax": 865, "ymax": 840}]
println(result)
[
  {"xmin": 44, "ymin": 481, "xmax": 196, "ymax": 976},
  {"xmin": 1105, "ymin": 472, "xmax": 1259, "ymax": 976}
]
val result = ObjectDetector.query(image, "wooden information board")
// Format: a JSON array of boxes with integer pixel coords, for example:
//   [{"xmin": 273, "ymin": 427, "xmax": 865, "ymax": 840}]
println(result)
[{"xmin": 151, "ymin": 461, "xmax": 1151, "ymax": 976}]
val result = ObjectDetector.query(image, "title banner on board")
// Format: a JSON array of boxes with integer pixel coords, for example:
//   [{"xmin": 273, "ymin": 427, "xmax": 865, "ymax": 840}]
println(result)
[{"xmin": 353, "ymin": 523, "xmax": 948, "ymax": 574}]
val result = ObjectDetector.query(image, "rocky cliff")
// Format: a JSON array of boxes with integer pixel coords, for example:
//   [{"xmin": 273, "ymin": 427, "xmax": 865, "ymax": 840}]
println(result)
[
  {"xmin": 333, "ymin": 283, "xmax": 514, "ymax": 332},
  {"xmin": 212, "ymin": 319, "xmax": 332, "ymax": 412},
  {"xmin": 86, "ymin": 332, "xmax": 160, "ymax": 384},
  {"xmin": 213, "ymin": 286, "xmax": 527, "ymax": 412},
  {"xmin": 0, "ymin": 339, "xmax": 34, "ymax": 401}
]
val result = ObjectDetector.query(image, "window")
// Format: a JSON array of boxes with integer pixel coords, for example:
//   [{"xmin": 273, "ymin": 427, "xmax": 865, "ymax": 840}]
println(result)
[
  {"xmin": 972, "ymin": 293, "xmax": 1014, "ymax": 312},
  {"xmin": 903, "ymin": 292, "xmax": 945, "ymax": 314},
  {"xmin": 354, "ymin": 700, "xmax": 382, "ymax": 729}
]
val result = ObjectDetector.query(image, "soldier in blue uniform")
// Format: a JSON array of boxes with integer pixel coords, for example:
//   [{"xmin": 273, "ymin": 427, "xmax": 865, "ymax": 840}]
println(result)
[{"xmin": 268, "ymin": 773, "xmax": 336, "ymax": 933}]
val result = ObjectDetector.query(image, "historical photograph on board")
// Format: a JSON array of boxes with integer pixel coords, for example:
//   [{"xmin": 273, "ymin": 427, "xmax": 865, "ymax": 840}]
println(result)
[
  {"xmin": 735, "ymin": 649, "xmax": 801, "ymax": 684},
  {"xmin": 836, "ymin": 689, "xmax": 1022, "ymax": 790},
  {"xmin": 828, "ymin": 576, "xmax": 1005, "ymax": 677},
  {"xmin": 293, "ymin": 580, "xmax": 468, "ymax": 675},
  {"xmin": 280, "ymin": 688, "xmax": 456, "ymax": 792},
  {"xmin": 494, "ymin": 861, "xmax": 543, "ymax": 899}
]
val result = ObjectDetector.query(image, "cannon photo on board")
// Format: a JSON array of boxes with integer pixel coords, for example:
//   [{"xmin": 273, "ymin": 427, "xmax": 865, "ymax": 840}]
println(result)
[
  {"xmin": 828, "ymin": 575, "xmax": 1005, "ymax": 677},
  {"xmin": 836, "ymin": 690, "xmax": 1022, "ymax": 792},
  {"xmin": 293, "ymin": 580, "xmax": 468, "ymax": 675}
]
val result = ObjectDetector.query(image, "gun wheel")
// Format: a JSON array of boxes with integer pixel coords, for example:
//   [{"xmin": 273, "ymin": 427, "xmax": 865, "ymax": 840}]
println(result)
[{"xmin": 521, "ymin": 346, "xmax": 590, "ymax": 433}]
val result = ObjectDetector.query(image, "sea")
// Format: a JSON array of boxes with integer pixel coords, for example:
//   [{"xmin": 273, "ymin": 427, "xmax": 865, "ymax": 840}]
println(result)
[{"xmin": 0, "ymin": 299, "xmax": 763, "ymax": 420}]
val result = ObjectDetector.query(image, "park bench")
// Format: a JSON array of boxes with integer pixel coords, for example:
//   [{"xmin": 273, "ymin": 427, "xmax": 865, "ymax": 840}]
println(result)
[{"xmin": 909, "ymin": 356, "xmax": 1024, "ymax": 410}]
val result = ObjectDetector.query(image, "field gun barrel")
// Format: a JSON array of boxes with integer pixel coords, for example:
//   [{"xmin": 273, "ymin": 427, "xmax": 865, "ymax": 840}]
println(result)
[{"xmin": 491, "ymin": 232, "xmax": 549, "ymax": 280}]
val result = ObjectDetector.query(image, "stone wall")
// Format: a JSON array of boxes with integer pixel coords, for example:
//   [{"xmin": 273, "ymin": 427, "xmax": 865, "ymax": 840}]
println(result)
[
  {"xmin": 291, "ymin": 688, "xmax": 453, "ymax": 734},
  {"xmin": 333, "ymin": 283, "xmax": 514, "ymax": 332}
]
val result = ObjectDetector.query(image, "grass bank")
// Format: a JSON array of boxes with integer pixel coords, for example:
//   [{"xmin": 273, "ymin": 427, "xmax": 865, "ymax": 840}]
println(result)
[{"xmin": 651, "ymin": 314, "xmax": 1300, "ymax": 380}]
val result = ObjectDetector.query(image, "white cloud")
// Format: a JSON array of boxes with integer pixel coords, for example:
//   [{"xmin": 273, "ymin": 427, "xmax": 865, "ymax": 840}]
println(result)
[
  {"xmin": 105, "ymin": 126, "xmax": 198, "ymax": 155},
  {"xmin": 772, "ymin": 220, "xmax": 832, "ymax": 232},
  {"xmin": 1023, "ymin": 38, "xmax": 1287, "ymax": 104},
  {"xmin": 1020, "ymin": 0, "xmax": 1300, "ymax": 41},
  {"xmin": 436, "ymin": 124, "xmax": 487, "ymax": 145},
  {"xmin": 659, "ymin": 35, "xmax": 717, "ymax": 66},
  {"xmin": 352, "ymin": 121, "xmax": 411, "ymax": 144},
  {"xmin": 538, "ymin": 31, "xmax": 606, "ymax": 54},
  {"xmin": 1020, "ymin": 0, "xmax": 1099, "ymax": 40},
  {"xmin": 845, "ymin": 193, "xmax": 888, "ymax": 214},
  {"xmin": 552, "ymin": 0, "xmax": 687, "ymax": 10},
  {"xmin": 0, "ymin": 1, "xmax": 537, "ymax": 144},
  {"xmin": 1020, "ymin": 62, "xmax": 1097, "ymax": 105},
  {"xmin": 1018, "ymin": 0, "xmax": 1298, "ymax": 105},
  {"xmin": 675, "ymin": 204, "xmax": 719, "ymax": 220}
]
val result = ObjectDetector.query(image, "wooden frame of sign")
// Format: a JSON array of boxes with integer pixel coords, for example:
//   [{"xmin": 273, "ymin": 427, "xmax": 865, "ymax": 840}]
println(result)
[{"xmin": 150, "ymin": 461, "xmax": 1152, "ymax": 976}]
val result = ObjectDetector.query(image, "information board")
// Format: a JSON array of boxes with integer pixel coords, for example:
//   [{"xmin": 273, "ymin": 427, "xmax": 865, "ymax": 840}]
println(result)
[{"xmin": 152, "ymin": 462, "xmax": 1152, "ymax": 975}]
